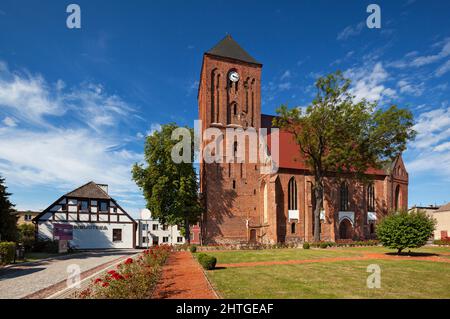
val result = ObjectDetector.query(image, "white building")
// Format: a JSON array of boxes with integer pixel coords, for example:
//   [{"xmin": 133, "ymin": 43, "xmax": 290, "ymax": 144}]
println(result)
[
  {"xmin": 135, "ymin": 209, "xmax": 185, "ymax": 248},
  {"xmin": 33, "ymin": 182, "xmax": 136, "ymax": 249}
]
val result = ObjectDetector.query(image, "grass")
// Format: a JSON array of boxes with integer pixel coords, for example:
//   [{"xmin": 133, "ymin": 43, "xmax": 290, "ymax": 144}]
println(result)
[
  {"xmin": 204, "ymin": 246, "xmax": 450, "ymax": 299},
  {"xmin": 14, "ymin": 252, "xmax": 61, "ymax": 263},
  {"xmin": 202, "ymin": 248, "xmax": 364, "ymax": 264}
]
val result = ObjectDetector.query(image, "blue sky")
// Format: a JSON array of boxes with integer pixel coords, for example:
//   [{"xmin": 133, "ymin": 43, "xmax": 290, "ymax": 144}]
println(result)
[{"xmin": 0, "ymin": 0, "xmax": 449, "ymax": 217}]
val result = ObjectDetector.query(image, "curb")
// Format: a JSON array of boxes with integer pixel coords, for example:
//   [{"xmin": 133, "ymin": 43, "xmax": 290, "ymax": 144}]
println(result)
[{"xmin": 191, "ymin": 252, "xmax": 221, "ymax": 299}]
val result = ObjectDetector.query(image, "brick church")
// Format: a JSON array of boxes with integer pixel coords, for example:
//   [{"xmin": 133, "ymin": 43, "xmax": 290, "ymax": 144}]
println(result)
[{"xmin": 198, "ymin": 35, "xmax": 408, "ymax": 245}]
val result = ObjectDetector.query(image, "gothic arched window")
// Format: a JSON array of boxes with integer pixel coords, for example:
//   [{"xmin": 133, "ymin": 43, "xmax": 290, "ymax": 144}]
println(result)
[
  {"xmin": 340, "ymin": 182, "xmax": 349, "ymax": 211},
  {"xmin": 367, "ymin": 184, "xmax": 375, "ymax": 212},
  {"xmin": 288, "ymin": 177, "xmax": 297, "ymax": 210}
]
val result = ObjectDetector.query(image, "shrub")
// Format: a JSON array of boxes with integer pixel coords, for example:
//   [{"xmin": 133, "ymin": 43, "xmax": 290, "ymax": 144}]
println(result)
[
  {"xmin": 33, "ymin": 238, "xmax": 58, "ymax": 253},
  {"xmin": 0, "ymin": 241, "xmax": 16, "ymax": 265},
  {"xmin": 197, "ymin": 253, "xmax": 217, "ymax": 270},
  {"xmin": 433, "ymin": 239, "xmax": 450, "ymax": 246},
  {"xmin": 189, "ymin": 245, "xmax": 197, "ymax": 253},
  {"xmin": 77, "ymin": 245, "xmax": 171, "ymax": 299},
  {"xmin": 319, "ymin": 242, "xmax": 328, "ymax": 249},
  {"xmin": 303, "ymin": 242, "xmax": 310, "ymax": 249},
  {"xmin": 376, "ymin": 210, "xmax": 435, "ymax": 254}
]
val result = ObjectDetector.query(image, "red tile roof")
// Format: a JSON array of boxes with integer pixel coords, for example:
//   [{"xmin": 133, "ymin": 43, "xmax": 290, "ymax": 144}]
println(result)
[{"xmin": 261, "ymin": 114, "xmax": 388, "ymax": 175}]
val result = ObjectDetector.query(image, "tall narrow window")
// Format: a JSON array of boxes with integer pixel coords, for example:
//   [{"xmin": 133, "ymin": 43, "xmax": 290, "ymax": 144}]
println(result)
[
  {"xmin": 216, "ymin": 74, "xmax": 221, "ymax": 123},
  {"xmin": 395, "ymin": 185, "xmax": 400, "ymax": 211},
  {"xmin": 211, "ymin": 70, "xmax": 216, "ymax": 123},
  {"xmin": 232, "ymin": 180, "xmax": 236, "ymax": 190},
  {"xmin": 367, "ymin": 184, "xmax": 375, "ymax": 212},
  {"xmin": 263, "ymin": 183, "xmax": 268, "ymax": 224},
  {"xmin": 340, "ymin": 183, "xmax": 349, "ymax": 211},
  {"xmin": 291, "ymin": 222, "xmax": 296, "ymax": 234},
  {"xmin": 288, "ymin": 177, "xmax": 298, "ymax": 210}
]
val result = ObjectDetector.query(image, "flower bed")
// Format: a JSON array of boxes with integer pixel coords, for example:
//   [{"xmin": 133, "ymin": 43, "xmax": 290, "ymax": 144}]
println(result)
[{"xmin": 77, "ymin": 245, "xmax": 171, "ymax": 299}]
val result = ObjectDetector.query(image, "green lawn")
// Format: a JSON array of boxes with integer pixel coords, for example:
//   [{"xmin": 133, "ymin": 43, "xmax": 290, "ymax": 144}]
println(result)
[
  {"xmin": 14, "ymin": 252, "xmax": 60, "ymax": 263},
  {"xmin": 202, "ymin": 248, "xmax": 364, "ymax": 264},
  {"xmin": 203, "ymin": 246, "xmax": 450, "ymax": 299}
]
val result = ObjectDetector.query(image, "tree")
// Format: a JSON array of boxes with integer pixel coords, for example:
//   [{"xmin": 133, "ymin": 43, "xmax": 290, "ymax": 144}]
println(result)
[
  {"xmin": 132, "ymin": 123, "xmax": 202, "ymax": 244},
  {"xmin": 18, "ymin": 223, "xmax": 35, "ymax": 251},
  {"xmin": 376, "ymin": 210, "xmax": 435, "ymax": 254},
  {"xmin": 274, "ymin": 71, "xmax": 416, "ymax": 242},
  {"xmin": 0, "ymin": 176, "xmax": 17, "ymax": 242}
]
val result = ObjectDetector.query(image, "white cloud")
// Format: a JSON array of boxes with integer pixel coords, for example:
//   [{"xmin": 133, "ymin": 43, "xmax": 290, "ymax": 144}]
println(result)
[
  {"xmin": 407, "ymin": 106, "xmax": 450, "ymax": 177},
  {"xmin": 345, "ymin": 62, "xmax": 396, "ymax": 103},
  {"xmin": 397, "ymin": 79, "xmax": 425, "ymax": 96},
  {"xmin": 435, "ymin": 59, "xmax": 450, "ymax": 77},
  {"xmin": 146, "ymin": 123, "xmax": 162, "ymax": 136},
  {"xmin": 2, "ymin": 116, "xmax": 17, "ymax": 127},
  {"xmin": 337, "ymin": 22, "xmax": 365, "ymax": 41},
  {"xmin": 280, "ymin": 70, "xmax": 291, "ymax": 80},
  {"xmin": 0, "ymin": 60, "xmax": 144, "ymax": 209}
]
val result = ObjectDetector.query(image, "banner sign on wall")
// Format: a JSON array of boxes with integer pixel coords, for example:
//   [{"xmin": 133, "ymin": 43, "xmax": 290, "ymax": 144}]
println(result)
[{"xmin": 54, "ymin": 223, "xmax": 73, "ymax": 240}]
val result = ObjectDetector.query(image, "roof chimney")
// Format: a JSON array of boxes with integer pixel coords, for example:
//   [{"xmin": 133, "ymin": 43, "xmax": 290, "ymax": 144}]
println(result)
[{"xmin": 97, "ymin": 184, "xmax": 108, "ymax": 194}]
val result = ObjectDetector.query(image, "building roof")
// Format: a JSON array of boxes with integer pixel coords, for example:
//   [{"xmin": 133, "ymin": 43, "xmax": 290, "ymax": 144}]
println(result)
[
  {"xmin": 206, "ymin": 35, "xmax": 261, "ymax": 65},
  {"xmin": 65, "ymin": 181, "xmax": 111, "ymax": 199},
  {"xmin": 436, "ymin": 202, "xmax": 450, "ymax": 212},
  {"xmin": 261, "ymin": 114, "xmax": 388, "ymax": 175}
]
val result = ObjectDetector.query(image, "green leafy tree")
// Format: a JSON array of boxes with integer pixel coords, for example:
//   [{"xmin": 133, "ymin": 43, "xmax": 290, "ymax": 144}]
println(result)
[
  {"xmin": 274, "ymin": 71, "xmax": 416, "ymax": 241},
  {"xmin": 376, "ymin": 210, "xmax": 435, "ymax": 254},
  {"xmin": 132, "ymin": 123, "xmax": 202, "ymax": 243},
  {"xmin": 18, "ymin": 223, "xmax": 35, "ymax": 251},
  {"xmin": 0, "ymin": 176, "xmax": 17, "ymax": 242}
]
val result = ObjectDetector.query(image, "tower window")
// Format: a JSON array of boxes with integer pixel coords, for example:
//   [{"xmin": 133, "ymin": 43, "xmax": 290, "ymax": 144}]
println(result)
[
  {"xmin": 291, "ymin": 222, "xmax": 296, "ymax": 234},
  {"xmin": 232, "ymin": 180, "xmax": 236, "ymax": 189}
]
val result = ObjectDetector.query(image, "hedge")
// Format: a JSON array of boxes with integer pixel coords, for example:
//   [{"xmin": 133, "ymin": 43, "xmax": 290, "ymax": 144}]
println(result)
[
  {"xmin": 0, "ymin": 242, "xmax": 16, "ymax": 265},
  {"xmin": 197, "ymin": 253, "xmax": 217, "ymax": 270}
]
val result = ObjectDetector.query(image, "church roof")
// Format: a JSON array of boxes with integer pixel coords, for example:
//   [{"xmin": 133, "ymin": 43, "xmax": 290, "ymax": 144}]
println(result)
[
  {"xmin": 206, "ymin": 35, "xmax": 261, "ymax": 65},
  {"xmin": 261, "ymin": 114, "xmax": 389, "ymax": 175},
  {"xmin": 65, "ymin": 181, "xmax": 111, "ymax": 199}
]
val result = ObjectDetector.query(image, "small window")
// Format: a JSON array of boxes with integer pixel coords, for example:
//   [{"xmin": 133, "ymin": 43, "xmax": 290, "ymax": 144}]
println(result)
[
  {"xmin": 162, "ymin": 225, "xmax": 168, "ymax": 231},
  {"xmin": 152, "ymin": 224, "xmax": 158, "ymax": 231},
  {"xmin": 142, "ymin": 224, "xmax": 148, "ymax": 231},
  {"xmin": 162, "ymin": 237, "xmax": 169, "ymax": 243},
  {"xmin": 177, "ymin": 237, "xmax": 183, "ymax": 243},
  {"xmin": 25, "ymin": 214, "xmax": 32, "ymax": 221},
  {"xmin": 232, "ymin": 180, "xmax": 236, "ymax": 189},
  {"xmin": 291, "ymin": 222, "xmax": 296, "ymax": 234},
  {"xmin": 112, "ymin": 207, "xmax": 117, "ymax": 213},
  {"xmin": 99, "ymin": 201, "xmax": 108, "ymax": 212},
  {"xmin": 61, "ymin": 204, "xmax": 67, "ymax": 211},
  {"xmin": 112, "ymin": 229, "xmax": 122, "ymax": 242},
  {"xmin": 142, "ymin": 236, "xmax": 148, "ymax": 243},
  {"xmin": 80, "ymin": 200, "xmax": 89, "ymax": 212}
]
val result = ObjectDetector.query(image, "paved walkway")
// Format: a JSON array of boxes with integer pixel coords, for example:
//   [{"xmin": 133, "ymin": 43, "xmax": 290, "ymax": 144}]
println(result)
[
  {"xmin": 0, "ymin": 249, "xmax": 139, "ymax": 299},
  {"xmin": 152, "ymin": 251, "xmax": 217, "ymax": 299},
  {"xmin": 217, "ymin": 251, "xmax": 450, "ymax": 268}
]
